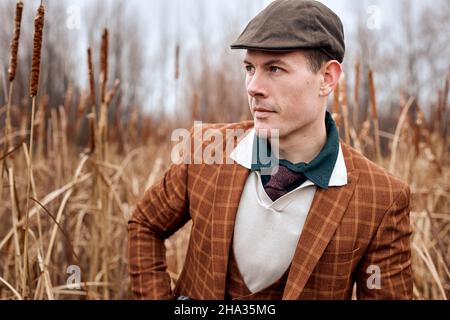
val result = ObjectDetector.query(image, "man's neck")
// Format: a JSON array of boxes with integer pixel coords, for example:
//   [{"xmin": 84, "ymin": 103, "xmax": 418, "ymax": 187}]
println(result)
[{"xmin": 272, "ymin": 116, "xmax": 327, "ymax": 164}]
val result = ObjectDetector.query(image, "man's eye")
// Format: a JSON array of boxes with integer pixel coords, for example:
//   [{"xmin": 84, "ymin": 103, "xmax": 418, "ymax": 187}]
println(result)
[
  {"xmin": 269, "ymin": 66, "xmax": 282, "ymax": 73},
  {"xmin": 245, "ymin": 65, "xmax": 254, "ymax": 73}
]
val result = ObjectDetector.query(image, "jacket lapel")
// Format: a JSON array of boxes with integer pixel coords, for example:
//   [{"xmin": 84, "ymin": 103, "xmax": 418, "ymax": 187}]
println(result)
[
  {"xmin": 211, "ymin": 163, "xmax": 249, "ymax": 299},
  {"xmin": 282, "ymin": 144, "xmax": 360, "ymax": 299}
]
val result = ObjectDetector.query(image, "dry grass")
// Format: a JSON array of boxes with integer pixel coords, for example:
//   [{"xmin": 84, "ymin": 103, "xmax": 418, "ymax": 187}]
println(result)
[{"xmin": 0, "ymin": 2, "xmax": 448, "ymax": 300}]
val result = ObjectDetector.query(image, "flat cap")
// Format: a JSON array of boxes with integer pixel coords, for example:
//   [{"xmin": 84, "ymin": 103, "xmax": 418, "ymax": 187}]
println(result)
[{"xmin": 230, "ymin": 0, "xmax": 345, "ymax": 63}]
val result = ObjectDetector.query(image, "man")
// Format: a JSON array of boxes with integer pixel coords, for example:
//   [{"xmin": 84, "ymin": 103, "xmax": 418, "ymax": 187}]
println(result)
[{"xmin": 128, "ymin": 0, "xmax": 413, "ymax": 300}]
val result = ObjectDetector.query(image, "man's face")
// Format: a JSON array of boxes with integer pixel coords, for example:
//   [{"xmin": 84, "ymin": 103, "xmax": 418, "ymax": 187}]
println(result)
[{"xmin": 244, "ymin": 50, "xmax": 325, "ymax": 139}]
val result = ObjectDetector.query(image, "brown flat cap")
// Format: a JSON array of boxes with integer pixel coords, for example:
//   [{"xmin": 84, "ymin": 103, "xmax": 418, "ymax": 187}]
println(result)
[{"xmin": 230, "ymin": 0, "xmax": 345, "ymax": 63}]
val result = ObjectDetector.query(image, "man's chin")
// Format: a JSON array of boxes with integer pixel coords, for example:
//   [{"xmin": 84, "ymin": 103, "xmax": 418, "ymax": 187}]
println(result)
[{"xmin": 254, "ymin": 123, "xmax": 281, "ymax": 139}]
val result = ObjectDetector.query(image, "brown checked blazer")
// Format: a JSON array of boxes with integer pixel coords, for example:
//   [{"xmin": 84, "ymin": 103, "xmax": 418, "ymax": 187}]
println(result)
[{"xmin": 127, "ymin": 121, "xmax": 413, "ymax": 300}]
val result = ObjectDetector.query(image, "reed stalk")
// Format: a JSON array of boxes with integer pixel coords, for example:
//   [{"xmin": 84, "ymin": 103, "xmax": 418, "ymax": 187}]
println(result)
[
  {"xmin": 353, "ymin": 60, "xmax": 360, "ymax": 131},
  {"xmin": 368, "ymin": 69, "xmax": 382, "ymax": 164},
  {"xmin": 339, "ymin": 72, "xmax": 351, "ymax": 145},
  {"xmin": 1, "ymin": 1, "xmax": 24, "ymax": 206},
  {"xmin": 332, "ymin": 79, "xmax": 341, "ymax": 127},
  {"xmin": 23, "ymin": 3, "xmax": 45, "ymax": 299}
]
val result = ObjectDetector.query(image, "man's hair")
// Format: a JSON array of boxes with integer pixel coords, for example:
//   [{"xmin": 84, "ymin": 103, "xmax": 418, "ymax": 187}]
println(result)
[{"xmin": 301, "ymin": 49, "xmax": 332, "ymax": 74}]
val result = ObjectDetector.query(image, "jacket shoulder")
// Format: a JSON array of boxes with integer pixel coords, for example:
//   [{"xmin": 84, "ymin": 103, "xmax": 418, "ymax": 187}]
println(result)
[{"xmin": 342, "ymin": 143, "xmax": 410, "ymax": 197}]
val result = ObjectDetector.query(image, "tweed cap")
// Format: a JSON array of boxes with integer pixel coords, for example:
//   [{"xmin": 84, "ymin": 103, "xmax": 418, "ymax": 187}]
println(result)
[{"xmin": 230, "ymin": 0, "xmax": 345, "ymax": 63}]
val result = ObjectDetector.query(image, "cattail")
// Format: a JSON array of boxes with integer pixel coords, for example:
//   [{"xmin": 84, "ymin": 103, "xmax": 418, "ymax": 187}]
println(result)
[
  {"xmin": 368, "ymin": 69, "xmax": 378, "ymax": 120},
  {"xmin": 100, "ymin": 30, "xmax": 108, "ymax": 78},
  {"xmin": 8, "ymin": 2, "xmax": 24, "ymax": 83},
  {"xmin": 87, "ymin": 48, "xmax": 96, "ymax": 106},
  {"xmin": 175, "ymin": 43, "xmax": 180, "ymax": 80},
  {"xmin": 100, "ymin": 29, "xmax": 109, "ymax": 103},
  {"xmin": 25, "ymin": 5, "xmax": 45, "ymax": 298},
  {"xmin": 4, "ymin": 2, "xmax": 24, "ymax": 152},
  {"xmin": 368, "ymin": 69, "xmax": 382, "ymax": 163},
  {"xmin": 29, "ymin": 4, "xmax": 45, "ymax": 97}
]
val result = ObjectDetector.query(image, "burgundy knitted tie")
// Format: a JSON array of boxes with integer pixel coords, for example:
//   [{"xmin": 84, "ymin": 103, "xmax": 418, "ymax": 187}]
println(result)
[{"xmin": 263, "ymin": 165, "xmax": 306, "ymax": 201}]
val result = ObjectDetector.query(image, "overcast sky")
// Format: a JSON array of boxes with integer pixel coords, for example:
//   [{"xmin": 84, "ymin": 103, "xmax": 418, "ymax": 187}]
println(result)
[
  {"xmin": 46, "ymin": 0, "xmax": 427, "ymax": 51},
  {"xmin": 8, "ymin": 0, "xmax": 439, "ymax": 113}
]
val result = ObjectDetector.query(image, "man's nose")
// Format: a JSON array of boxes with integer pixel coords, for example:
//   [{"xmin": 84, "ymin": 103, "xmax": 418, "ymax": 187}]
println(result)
[{"xmin": 247, "ymin": 72, "xmax": 267, "ymax": 98}]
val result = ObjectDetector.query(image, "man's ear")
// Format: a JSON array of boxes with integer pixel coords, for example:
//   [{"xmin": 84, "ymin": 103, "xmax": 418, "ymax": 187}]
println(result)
[{"xmin": 319, "ymin": 61, "xmax": 342, "ymax": 97}]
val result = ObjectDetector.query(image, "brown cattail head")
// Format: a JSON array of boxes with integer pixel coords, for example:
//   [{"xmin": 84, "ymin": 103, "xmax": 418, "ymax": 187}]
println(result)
[
  {"xmin": 8, "ymin": 2, "xmax": 24, "ymax": 82},
  {"xmin": 29, "ymin": 4, "xmax": 45, "ymax": 97},
  {"xmin": 368, "ymin": 69, "xmax": 378, "ymax": 119},
  {"xmin": 101, "ymin": 29, "xmax": 108, "ymax": 77},
  {"xmin": 100, "ymin": 28, "xmax": 109, "ymax": 103},
  {"xmin": 87, "ymin": 48, "xmax": 96, "ymax": 106}
]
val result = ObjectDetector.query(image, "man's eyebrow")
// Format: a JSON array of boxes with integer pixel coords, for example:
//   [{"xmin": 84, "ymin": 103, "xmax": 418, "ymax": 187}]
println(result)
[{"xmin": 243, "ymin": 59, "xmax": 289, "ymax": 67}]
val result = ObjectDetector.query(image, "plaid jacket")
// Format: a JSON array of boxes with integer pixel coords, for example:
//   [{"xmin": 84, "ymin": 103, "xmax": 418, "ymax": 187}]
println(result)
[{"xmin": 128, "ymin": 121, "xmax": 413, "ymax": 300}]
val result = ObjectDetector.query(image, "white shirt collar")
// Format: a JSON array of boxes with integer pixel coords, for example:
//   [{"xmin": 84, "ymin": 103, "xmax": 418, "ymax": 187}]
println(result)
[{"xmin": 230, "ymin": 128, "xmax": 348, "ymax": 187}]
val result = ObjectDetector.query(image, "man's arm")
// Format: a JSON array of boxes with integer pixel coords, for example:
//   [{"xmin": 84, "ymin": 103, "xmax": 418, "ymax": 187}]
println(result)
[
  {"xmin": 127, "ymin": 162, "xmax": 190, "ymax": 299},
  {"xmin": 356, "ymin": 185, "xmax": 413, "ymax": 299}
]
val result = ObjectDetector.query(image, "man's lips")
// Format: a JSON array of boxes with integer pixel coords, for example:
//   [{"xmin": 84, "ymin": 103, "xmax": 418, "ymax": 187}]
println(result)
[
  {"xmin": 253, "ymin": 107, "xmax": 276, "ymax": 119},
  {"xmin": 253, "ymin": 107, "xmax": 275, "ymax": 113}
]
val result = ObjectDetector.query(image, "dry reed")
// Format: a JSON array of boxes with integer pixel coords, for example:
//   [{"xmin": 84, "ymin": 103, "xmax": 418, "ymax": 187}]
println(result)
[
  {"xmin": 368, "ymin": 69, "xmax": 382, "ymax": 164},
  {"xmin": 1, "ymin": 1, "xmax": 24, "ymax": 200},
  {"xmin": 339, "ymin": 72, "xmax": 351, "ymax": 145},
  {"xmin": 332, "ymin": 79, "xmax": 341, "ymax": 127},
  {"xmin": 23, "ymin": 3, "xmax": 45, "ymax": 299},
  {"xmin": 353, "ymin": 60, "xmax": 360, "ymax": 130},
  {"xmin": 86, "ymin": 48, "xmax": 97, "ymax": 154}
]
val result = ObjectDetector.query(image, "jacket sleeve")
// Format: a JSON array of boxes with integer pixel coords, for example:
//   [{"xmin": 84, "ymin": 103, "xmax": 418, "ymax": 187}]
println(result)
[
  {"xmin": 356, "ymin": 185, "xmax": 413, "ymax": 299},
  {"xmin": 127, "ymin": 161, "xmax": 190, "ymax": 300}
]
